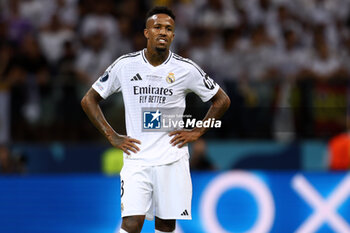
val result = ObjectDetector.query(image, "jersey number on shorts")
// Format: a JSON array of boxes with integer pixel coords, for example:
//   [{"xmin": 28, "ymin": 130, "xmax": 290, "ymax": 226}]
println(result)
[{"xmin": 121, "ymin": 180, "xmax": 124, "ymax": 197}]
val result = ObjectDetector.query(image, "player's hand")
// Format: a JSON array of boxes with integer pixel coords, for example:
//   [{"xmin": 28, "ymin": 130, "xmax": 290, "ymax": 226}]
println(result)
[
  {"xmin": 108, "ymin": 134, "xmax": 141, "ymax": 155},
  {"xmin": 169, "ymin": 129, "xmax": 202, "ymax": 148}
]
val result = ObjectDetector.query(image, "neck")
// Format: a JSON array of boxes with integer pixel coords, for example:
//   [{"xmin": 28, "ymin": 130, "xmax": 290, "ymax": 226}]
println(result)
[{"xmin": 145, "ymin": 48, "xmax": 169, "ymax": 66}]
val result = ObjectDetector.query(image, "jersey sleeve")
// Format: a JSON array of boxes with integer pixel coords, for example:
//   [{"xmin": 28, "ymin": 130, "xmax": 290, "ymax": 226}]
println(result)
[
  {"xmin": 92, "ymin": 62, "xmax": 122, "ymax": 99},
  {"xmin": 186, "ymin": 62, "xmax": 220, "ymax": 102}
]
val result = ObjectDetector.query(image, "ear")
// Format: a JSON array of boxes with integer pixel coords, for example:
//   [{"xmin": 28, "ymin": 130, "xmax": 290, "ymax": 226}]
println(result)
[{"xmin": 144, "ymin": 29, "xmax": 149, "ymax": 39}]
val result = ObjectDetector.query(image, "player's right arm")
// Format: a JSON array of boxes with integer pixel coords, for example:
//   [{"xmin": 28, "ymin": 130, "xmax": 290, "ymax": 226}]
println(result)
[{"xmin": 81, "ymin": 88, "xmax": 141, "ymax": 155}]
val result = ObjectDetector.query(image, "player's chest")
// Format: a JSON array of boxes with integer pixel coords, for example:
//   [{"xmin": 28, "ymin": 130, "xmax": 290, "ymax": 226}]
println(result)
[
  {"xmin": 120, "ymin": 67, "xmax": 187, "ymax": 102},
  {"xmin": 120, "ymin": 65, "xmax": 186, "ymax": 86}
]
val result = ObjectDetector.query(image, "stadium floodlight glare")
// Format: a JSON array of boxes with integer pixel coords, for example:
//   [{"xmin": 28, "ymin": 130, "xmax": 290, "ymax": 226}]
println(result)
[
  {"xmin": 200, "ymin": 171, "xmax": 275, "ymax": 233},
  {"xmin": 292, "ymin": 174, "xmax": 350, "ymax": 233}
]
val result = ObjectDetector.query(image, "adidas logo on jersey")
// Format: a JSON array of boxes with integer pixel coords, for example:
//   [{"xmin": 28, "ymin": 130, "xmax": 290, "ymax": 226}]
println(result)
[
  {"xmin": 131, "ymin": 73, "xmax": 142, "ymax": 81},
  {"xmin": 181, "ymin": 209, "xmax": 189, "ymax": 216}
]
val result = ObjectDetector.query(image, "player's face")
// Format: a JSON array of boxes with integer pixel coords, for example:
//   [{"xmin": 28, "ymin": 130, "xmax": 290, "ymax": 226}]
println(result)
[{"xmin": 144, "ymin": 14, "xmax": 175, "ymax": 52}]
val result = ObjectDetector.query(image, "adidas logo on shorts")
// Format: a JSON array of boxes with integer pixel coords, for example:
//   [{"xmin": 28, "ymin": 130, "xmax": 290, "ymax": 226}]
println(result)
[
  {"xmin": 181, "ymin": 209, "xmax": 189, "ymax": 216},
  {"xmin": 131, "ymin": 73, "xmax": 142, "ymax": 81}
]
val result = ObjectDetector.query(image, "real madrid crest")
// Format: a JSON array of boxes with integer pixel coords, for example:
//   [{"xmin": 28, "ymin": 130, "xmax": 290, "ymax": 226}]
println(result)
[{"xmin": 166, "ymin": 72, "xmax": 175, "ymax": 84}]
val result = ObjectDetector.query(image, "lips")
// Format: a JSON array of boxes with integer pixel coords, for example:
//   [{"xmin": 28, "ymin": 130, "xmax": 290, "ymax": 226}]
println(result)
[{"xmin": 157, "ymin": 37, "xmax": 168, "ymax": 43}]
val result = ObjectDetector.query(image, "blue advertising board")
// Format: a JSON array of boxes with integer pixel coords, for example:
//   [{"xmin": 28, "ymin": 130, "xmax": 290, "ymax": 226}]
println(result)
[{"xmin": 0, "ymin": 172, "xmax": 349, "ymax": 233}]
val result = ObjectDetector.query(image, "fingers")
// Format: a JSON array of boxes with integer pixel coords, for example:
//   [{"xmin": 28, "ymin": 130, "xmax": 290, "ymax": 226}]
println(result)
[
  {"xmin": 120, "ymin": 143, "xmax": 138, "ymax": 155},
  {"xmin": 169, "ymin": 130, "xmax": 187, "ymax": 143},
  {"xmin": 121, "ymin": 146, "xmax": 131, "ymax": 155},
  {"xmin": 130, "ymin": 141, "xmax": 140, "ymax": 151},
  {"xmin": 168, "ymin": 130, "xmax": 181, "ymax": 137},
  {"xmin": 126, "ymin": 140, "xmax": 140, "ymax": 151},
  {"xmin": 170, "ymin": 133, "xmax": 179, "ymax": 144},
  {"xmin": 171, "ymin": 135, "xmax": 183, "ymax": 147},
  {"xmin": 124, "ymin": 143, "xmax": 140, "ymax": 154},
  {"xmin": 170, "ymin": 132, "xmax": 188, "ymax": 148},
  {"xmin": 169, "ymin": 130, "xmax": 200, "ymax": 148},
  {"xmin": 177, "ymin": 141, "xmax": 187, "ymax": 148},
  {"xmin": 119, "ymin": 137, "xmax": 141, "ymax": 155},
  {"xmin": 129, "ymin": 138, "xmax": 141, "ymax": 145}
]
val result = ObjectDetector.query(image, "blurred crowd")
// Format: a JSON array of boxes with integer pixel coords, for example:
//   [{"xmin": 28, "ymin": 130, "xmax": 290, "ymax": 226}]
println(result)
[{"xmin": 0, "ymin": 0, "xmax": 349, "ymax": 144}]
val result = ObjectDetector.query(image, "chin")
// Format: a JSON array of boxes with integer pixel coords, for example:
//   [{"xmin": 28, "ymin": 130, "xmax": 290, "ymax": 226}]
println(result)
[{"xmin": 155, "ymin": 47, "xmax": 167, "ymax": 52}]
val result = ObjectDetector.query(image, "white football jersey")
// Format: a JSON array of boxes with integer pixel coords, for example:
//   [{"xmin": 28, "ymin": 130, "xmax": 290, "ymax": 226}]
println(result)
[{"xmin": 92, "ymin": 49, "xmax": 219, "ymax": 166}]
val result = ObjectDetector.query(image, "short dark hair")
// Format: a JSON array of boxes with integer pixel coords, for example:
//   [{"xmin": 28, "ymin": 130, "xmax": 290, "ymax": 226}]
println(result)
[{"xmin": 146, "ymin": 6, "xmax": 176, "ymax": 22}]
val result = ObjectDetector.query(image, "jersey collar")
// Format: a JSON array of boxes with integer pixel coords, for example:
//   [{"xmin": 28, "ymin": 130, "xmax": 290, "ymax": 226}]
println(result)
[{"xmin": 142, "ymin": 49, "xmax": 172, "ymax": 67}]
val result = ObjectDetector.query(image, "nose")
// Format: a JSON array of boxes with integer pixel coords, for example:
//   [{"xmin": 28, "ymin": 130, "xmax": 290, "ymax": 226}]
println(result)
[{"xmin": 159, "ymin": 27, "xmax": 166, "ymax": 35}]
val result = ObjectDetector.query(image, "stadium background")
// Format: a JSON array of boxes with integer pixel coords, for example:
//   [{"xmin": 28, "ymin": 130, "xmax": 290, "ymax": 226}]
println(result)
[{"xmin": 0, "ymin": 0, "xmax": 349, "ymax": 232}]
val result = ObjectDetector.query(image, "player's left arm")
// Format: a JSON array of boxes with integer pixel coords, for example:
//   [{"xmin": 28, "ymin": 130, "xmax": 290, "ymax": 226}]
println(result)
[{"xmin": 169, "ymin": 88, "xmax": 230, "ymax": 148}]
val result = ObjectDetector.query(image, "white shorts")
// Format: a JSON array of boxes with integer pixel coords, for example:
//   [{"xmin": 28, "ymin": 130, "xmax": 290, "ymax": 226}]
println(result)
[{"xmin": 120, "ymin": 155, "xmax": 192, "ymax": 220}]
